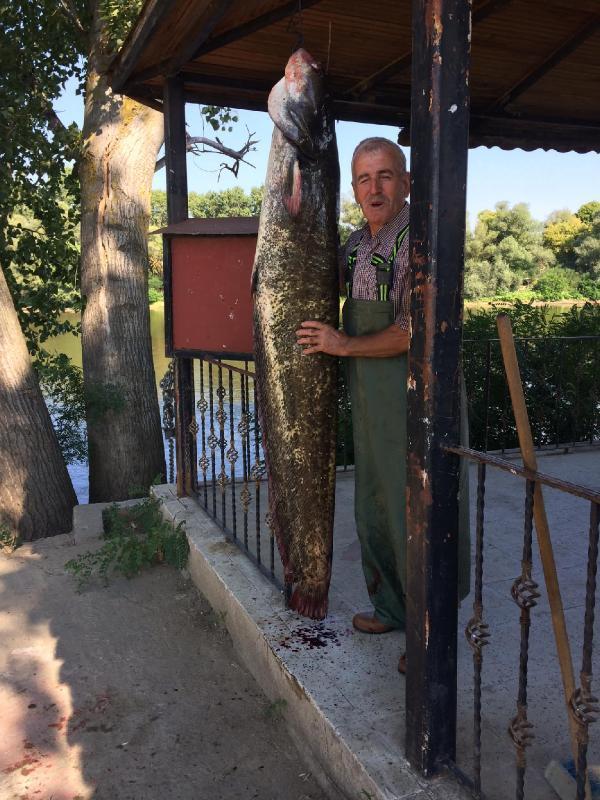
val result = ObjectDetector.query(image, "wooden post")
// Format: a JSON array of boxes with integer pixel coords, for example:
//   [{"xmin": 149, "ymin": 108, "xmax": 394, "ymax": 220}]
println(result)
[
  {"xmin": 163, "ymin": 76, "xmax": 197, "ymax": 496},
  {"xmin": 405, "ymin": 0, "xmax": 472, "ymax": 776}
]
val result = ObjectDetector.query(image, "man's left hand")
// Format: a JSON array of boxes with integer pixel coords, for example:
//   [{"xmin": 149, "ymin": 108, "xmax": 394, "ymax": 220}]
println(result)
[{"xmin": 295, "ymin": 321, "xmax": 349, "ymax": 356}]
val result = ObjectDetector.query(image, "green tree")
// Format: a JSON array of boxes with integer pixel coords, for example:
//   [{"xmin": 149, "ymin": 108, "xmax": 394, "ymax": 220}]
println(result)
[
  {"xmin": 576, "ymin": 201, "xmax": 600, "ymax": 226},
  {"xmin": 187, "ymin": 185, "xmax": 263, "ymax": 219},
  {"xmin": 573, "ymin": 211, "xmax": 600, "ymax": 280},
  {"xmin": 532, "ymin": 267, "xmax": 581, "ymax": 301},
  {"xmin": 4, "ymin": 0, "xmax": 251, "ymax": 504},
  {"xmin": 339, "ymin": 198, "xmax": 365, "ymax": 244},
  {"xmin": 0, "ymin": 0, "xmax": 83, "ymax": 536},
  {"xmin": 543, "ymin": 210, "xmax": 585, "ymax": 269},
  {"xmin": 464, "ymin": 202, "xmax": 555, "ymax": 299}
]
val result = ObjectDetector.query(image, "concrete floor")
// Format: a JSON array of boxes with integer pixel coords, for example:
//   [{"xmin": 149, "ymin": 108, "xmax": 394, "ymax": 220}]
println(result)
[{"xmin": 158, "ymin": 448, "xmax": 600, "ymax": 800}]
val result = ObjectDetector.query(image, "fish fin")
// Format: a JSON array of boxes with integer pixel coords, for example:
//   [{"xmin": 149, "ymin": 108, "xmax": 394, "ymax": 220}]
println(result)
[
  {"xmin": 250, "ymin": 259, "xmax": 258, "ymax": 295},
  {"xmin": 283, "ymin": 159, "xmax": 302, "ymax": 217},
  {"xmin": 289, "ymin": 585, "xmax": 329, "ymax": 621}
]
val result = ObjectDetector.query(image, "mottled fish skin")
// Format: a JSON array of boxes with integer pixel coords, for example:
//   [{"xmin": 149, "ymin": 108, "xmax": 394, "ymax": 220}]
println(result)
[{"xmin": 252, "ymin": 49, "xmax": 340, "ymax": 620}]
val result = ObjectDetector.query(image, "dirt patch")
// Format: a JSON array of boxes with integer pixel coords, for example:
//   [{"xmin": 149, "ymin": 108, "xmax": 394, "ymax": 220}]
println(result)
[{"xmin": 0, "ymin": 532, "xmax": 328, "ymax": 800}]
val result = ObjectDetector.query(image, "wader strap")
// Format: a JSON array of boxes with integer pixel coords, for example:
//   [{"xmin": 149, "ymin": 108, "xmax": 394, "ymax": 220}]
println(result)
[{"xmin": 345, "ymin": 223, "xmax": 409, "ymax": 302}]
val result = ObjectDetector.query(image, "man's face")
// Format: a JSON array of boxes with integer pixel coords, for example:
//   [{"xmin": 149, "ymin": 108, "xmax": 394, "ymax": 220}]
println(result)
[{"xmin": 352, "ymin": 148, "xmax": 410, "ymax": 235}]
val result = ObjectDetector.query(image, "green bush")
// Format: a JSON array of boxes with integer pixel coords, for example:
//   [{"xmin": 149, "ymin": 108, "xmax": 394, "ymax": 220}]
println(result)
[
  {"xmin": 148, "ymin": 273, "xmax": 164, "ymax": 304},
  {"xmin": 463, "ymin": 301, "xmax": 600, "ymax": 450},
  {"xmin": 65, "ymin": 496, "xmax": 188, "ymax": 589},
  {"xmin": 532, "ymin": 268, "xmax": 581, "ymax": 301}
]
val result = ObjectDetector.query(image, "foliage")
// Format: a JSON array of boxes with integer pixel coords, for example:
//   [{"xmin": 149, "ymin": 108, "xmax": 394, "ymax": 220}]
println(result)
[
  {"xmin": 532, "ymin": 267, "xmax": 581, "ymax": 301},
  {"xmin": 463, "ymin": 301, "xmax": 600, "ymax": 451},
  {"xmin": 65, "ymin": 495, "xmax": 189, "ymax": 589},
  {"xmin": 37, "ymin": 351, "xmax": 87, "ymax": 462},
  {"xmin": 2, "ymin": 0, "xmax": 246, "ymax": 474},
  {"xmin": 339, "ymin": 198, "xmax": 365, "ymax": 244},
  {"xmin": 464, "ymin": 202, "xmax": 555, "ymax": 299},
  {"xmin": 576, "ymin": 201, "xmax": 600, "ymax": 226},
  {"xmin": 0, "ymin": 1, "xmax": 86, "ymax": 466},
  {"xmin": 0, "ymin": 526, "xmax": 21, "ymax": 553},
  {"xmin": 573, "ymin": 211, "xmax": 600, "ymax": 279},
  {"xmin": 148, "ymin": 273, "xmax": 163, "ymax": 303},
  {"xmin": 188, "ymin": 186, "xmax": 263, "ymax": 219},
  {"xmin": 543, "ymin": 211, "xmax": 585, "ymax": 269}
]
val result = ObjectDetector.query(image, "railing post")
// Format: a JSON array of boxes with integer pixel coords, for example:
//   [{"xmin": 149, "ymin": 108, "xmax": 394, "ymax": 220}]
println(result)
[
  {"xmin": 163, "ymin": 76, "xmax": 196, "ymax": 496},
  {"xmin": 406, "ymin": 0, "xmax": 472, "ymax": 775}
]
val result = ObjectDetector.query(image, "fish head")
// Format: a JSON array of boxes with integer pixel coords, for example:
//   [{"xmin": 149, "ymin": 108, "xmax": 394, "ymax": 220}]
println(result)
[{"xmin": 268, "ymin": 48, "xmax": 331, "ymax": 160}]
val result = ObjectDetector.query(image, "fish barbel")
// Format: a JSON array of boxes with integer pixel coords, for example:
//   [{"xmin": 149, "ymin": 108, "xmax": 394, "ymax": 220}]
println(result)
[{"xmin": 252, "ymin": 49, "xmax": 340, "ymax": 620}]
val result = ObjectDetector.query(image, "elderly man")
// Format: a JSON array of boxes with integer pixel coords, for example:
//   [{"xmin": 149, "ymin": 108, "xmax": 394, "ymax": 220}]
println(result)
[{"xmin": 296, "ymin": 137, "xmax": 469, "ymax": 671}]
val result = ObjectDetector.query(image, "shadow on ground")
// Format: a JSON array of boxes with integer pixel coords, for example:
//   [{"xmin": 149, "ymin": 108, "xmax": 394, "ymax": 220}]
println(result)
[{"xmin": 0, "ymin": 506, "xmax": 327, "ymax": 800}]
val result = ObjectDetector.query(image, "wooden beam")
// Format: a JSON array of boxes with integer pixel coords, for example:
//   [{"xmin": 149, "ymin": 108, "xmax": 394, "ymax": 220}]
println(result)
[
  {"xmin": 487, "ymin": 16, "xmax": 600, "ymax": 112},
  {"xmin": 347, "ymin": 0, "xmax": 513, "ymax": 99},
  {"xmin": 110, "ymin": 0, "xmax": 175, "ymax": 93},
  {"xmin": 405, "ymin": 0, "xmax": 471, "ymax": 776},
  {"xmin": 163, "ymin": 77, "xmax": 197, "ymax": 497},
  {"xmin": 193, "ymin": 0, "xmax": 326, "ymax": 59},
  {"xmin": 162, "ymin": 0, "xmax": 235, "ymax": 78}
]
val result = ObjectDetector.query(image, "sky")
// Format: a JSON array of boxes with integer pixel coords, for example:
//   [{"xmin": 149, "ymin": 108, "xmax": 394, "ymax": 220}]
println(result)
[{"xmin": 56, "ymin": 76, "xmax": 599, "ymax": 224}]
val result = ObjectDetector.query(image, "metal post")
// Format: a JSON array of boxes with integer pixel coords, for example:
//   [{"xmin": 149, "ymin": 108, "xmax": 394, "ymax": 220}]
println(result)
[
  {"xmin": 163, "ymin": 76, "xmax": 196, "ymax": 496},
  {"xmin": 405, "ymin": 0, "xmax": 472, "ymax": 776}
]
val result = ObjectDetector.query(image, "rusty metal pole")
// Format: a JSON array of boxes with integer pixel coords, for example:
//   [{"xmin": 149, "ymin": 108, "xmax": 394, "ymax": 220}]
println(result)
[
  {"xmin": 163, "ymin": 76, "xmax": 197, "ymax": 496},
  {"xmin": 405, "ymin": 0, "xmax": 472, "ymax": 776}
]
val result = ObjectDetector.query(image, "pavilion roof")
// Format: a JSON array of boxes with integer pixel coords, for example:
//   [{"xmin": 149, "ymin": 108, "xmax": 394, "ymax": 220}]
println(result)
[{"xmin": 110, "ymin": 0, "xmax": 600, "ymax": 153}]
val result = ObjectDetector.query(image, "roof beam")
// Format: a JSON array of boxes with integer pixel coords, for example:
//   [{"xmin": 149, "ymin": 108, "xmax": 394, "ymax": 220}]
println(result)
[
  {"xmin": 121, "ymin": 0, "xmax": 235, "ymax": 88},
  {"xmin": 346, "ymin": 0, "xmax": 514, "ymax": 99},
  {"xmin": 111, "ymin": 0, "xmax": 176, "ymax": 93},
  {"xmin": 193, "ymin": 0, "xmax": 326, "ymax": 59},
  {"xmin": 162, "ymin": 0, "xmax": 236, "ymax": 77},
  {"xmin": 487, "ymin": 16, "xmax": 600, "ymax": 113}
]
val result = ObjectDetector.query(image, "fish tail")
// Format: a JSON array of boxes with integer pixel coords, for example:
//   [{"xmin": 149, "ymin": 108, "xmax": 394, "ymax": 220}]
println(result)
[{"xmin": 289, "ymin": 584, "xmax": 329, "ymax": 620}]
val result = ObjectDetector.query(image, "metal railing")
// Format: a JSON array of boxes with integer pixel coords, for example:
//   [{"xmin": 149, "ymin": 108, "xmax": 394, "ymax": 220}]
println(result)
[
  {"xmin": 463, "ymin": 336, "xmax": 600, "ymax": 453},
  {"xmin": 447, "ymin": 445, "xmax": 599, "ymax": 800},
  {"xmin": 161, "ymin": 356, "xmax": 283, "ymax": 590}
]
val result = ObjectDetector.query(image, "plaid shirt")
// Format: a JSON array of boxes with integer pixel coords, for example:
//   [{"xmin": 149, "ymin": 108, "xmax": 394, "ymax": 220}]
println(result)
[{"xmin": 344, "ymin": 203, "xmax": 411, "ymax": 329}]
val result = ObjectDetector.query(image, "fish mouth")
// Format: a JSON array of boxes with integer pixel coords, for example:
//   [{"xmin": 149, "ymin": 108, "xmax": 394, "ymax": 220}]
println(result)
[{"xmin": 268, "ymin": 48, "xmax": 327, "ymax": 160}]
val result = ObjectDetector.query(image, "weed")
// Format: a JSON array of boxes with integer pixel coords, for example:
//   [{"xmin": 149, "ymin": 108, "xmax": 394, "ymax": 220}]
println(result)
[
  {"xmin": 0, "ymin": 526, "xmax": 21, "ymax": 553},
  {"xmin": 263, "ymin": 698, "xmax": 287, "ymax": 722},
  {"xmin": 65, "ymin": 496, "xmax": 188, "ymax": 589}
]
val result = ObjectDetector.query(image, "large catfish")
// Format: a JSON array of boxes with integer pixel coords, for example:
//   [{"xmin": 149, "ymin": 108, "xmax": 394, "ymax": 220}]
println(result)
[{"xmin": 252, "ymin": 48, "xmax": 339, "ymax": 620}]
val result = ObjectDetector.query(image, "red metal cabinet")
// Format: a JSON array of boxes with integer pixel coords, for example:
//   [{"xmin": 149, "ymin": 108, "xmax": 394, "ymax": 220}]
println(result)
[{"xmin": 158, "ymin": 216, "xmax": 258, "ymax": 358}]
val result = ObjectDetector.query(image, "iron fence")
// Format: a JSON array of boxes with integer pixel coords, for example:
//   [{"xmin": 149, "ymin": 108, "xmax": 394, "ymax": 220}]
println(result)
[
  {"xmin": 161, "ymin": 355, "xmax": 284, "ymax": 590},
  {"xmin": 447, "ymin": 445, "xmax": 599, "ymax": 800},
  {"xmin": 463, "ymin": 336, "xmax": 600, "ymax": 453}
]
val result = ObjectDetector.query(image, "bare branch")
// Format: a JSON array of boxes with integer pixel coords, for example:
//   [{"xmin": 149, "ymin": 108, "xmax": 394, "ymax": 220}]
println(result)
[{"xmin": 154, "ymin": 127, "xmax": 258, "ymax": 174}]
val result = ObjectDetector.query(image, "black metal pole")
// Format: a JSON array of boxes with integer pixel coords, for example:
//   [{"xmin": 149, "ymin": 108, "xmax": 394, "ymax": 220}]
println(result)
[
  {"xmin": 405, "ymin": 0, "xmax": 472, "ymax": 776},
  {"xmin": 163, "ymin": 76, "xmax": 197, "ymax": 496}
]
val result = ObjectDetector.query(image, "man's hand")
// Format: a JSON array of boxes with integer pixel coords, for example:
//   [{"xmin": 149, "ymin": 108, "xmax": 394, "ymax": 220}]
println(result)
[
  {"xmin": 295, "ymin": 321, "xmax": 349, "ymax": 356},
  {"xmin": 296, "ymin": 319, "xmax": 409, "ymax": 358}
]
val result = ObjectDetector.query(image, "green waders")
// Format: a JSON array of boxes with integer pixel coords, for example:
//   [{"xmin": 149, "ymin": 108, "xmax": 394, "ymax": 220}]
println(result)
[{"xmin": 342, "ymin": 297, "xmax": 471, "ymax": 629}]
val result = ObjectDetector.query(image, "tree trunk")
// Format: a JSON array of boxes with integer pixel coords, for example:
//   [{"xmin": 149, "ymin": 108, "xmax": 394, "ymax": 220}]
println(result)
[
  {"xmin": 0, "ymin": 267, "xmax": 77, "ymax": 540},
  {"xmin": 80, "ymin": 32, "xmax": 166, "ymax": 501}
]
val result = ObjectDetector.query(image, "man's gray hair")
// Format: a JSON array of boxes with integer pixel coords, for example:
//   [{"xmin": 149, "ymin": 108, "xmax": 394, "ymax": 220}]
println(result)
[{"xmin": 351, "ymin": 137, "xmax": 407, "ymax": 179}]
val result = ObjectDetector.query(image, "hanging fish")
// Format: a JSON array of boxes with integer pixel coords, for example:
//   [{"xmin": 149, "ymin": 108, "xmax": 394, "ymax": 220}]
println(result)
[{"xmin": 252, "ymin": 48, "xmax": 340, "ymax": 619}]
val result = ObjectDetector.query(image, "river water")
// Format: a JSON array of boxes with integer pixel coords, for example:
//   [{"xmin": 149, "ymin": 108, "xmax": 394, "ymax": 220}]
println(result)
[{"xmin": 47, "ymin": 303, "xmax": 172, "ymax": 503}]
